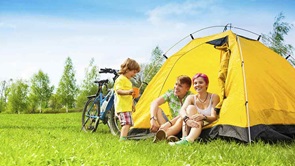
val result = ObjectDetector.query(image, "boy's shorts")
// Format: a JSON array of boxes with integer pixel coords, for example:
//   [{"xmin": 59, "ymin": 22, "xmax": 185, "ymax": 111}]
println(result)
[{"xmin": 117, "ymin": 112, "xmax": 133, "ymax": 126}]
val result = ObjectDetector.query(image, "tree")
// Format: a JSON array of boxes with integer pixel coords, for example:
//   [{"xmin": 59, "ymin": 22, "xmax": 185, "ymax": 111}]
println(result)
[
  {"xmin": 76, "ymin": 58, "xmax": 99, "ymax": 108},
  {"xmin": 139, "ymin": 46, "xmax": 165, "ymax": 93},
  {"xmin": 131, "ymin": 63, "xmax": 147, "ymax": 93},
  {"xmin": 29, "ymin": 70, "xmax": 54, "ymax": 113},
  {"xmin": 56, "ymin": 57, "xmax": 78, "ymax": 112},
  {"xmin": 0, "ymin": 80, "xmax": 8, "ymax": 113},
  {"xmin": 262, "ymin": 12, "xmax": 294, "ymax": 66},
  {"xmin": 6, "ymin": 79, "xmax": 29, "ymax": 114},
  {"xmin": 48, "ymin": 94, "xmax": 61, "ymax": 111},
  {"xmin": 0, "ymin": 79, "xmax": 13, "ymax": 112},
  {"xmin": 1, "ymin": 79, "xmax": 13, "ymax": 112}
]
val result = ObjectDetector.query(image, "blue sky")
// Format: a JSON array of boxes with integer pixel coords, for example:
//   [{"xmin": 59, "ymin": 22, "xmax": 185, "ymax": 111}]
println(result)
[{"xmin": 1, "ymin": 0, "xmax": 295, "ymax": 87}]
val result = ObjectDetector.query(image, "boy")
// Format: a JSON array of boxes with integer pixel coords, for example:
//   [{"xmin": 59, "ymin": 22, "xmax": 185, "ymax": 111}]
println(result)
[{"xmin": 114, "ymin": 58, "xmax": 140, "ymax": 141}]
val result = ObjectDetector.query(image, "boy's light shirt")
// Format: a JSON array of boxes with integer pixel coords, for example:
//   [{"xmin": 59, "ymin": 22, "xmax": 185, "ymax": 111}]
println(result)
[{"xmin": 114, "ymin": 75, "xmax": 133, "ymax": 113}]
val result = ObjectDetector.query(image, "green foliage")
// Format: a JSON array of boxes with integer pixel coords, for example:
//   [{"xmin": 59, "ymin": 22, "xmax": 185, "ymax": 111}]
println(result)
[
  {"xmin": 143, "ymin": 46, "xmax": 165, "ymax": 84},
  {"xmin": 262, "ymin": 12, "xmax": 294, "ymax": 66},
  {"xmin": 136, "ymin": 46, "xmax": 165, "ymax": 93},
  {"xmin": 0, "ymin": 79, "xmax": 12, "ymax": 113},
  {"xmin": 0, "ymin": 100, "xmax": 5, "ymax": 113},
  {"xmin": 131, "ymin": 63, "xmax": 147, "ymax": 93},
  {"xmin": 56, "ymin": 57, "xmax": 78, "ymax": 112},
  {"xmin": 28, "ymin": 70, "xmax": 54, "ymax": 113},
  {"xmin": 76, "ymin": 58, "xmax": 99, "ymax": 108},
  {"xmin": 0, "ymin": 113, "xmax": 294, "ymax": 165},
  {"xmin": 0, "ymin": 81, "xmax": 6, "ymax": 113},
  {"xmin": 48, "ymin": 94, "xmax": 63, "ymax": 111},
  {"xmin": 6, "ymin": 79, "xmax": 29, "ymax": 114}
]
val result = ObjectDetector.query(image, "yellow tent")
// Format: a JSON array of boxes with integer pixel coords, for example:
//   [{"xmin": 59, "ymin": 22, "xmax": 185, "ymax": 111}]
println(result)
[{"xmin": 130, "ymin": 30, "xmax": 295, "ymax": 142}]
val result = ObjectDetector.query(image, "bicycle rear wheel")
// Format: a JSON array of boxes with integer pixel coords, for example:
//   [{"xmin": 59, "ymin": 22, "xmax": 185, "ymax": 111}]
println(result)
[
  {"xmin": 81, "ymin": 97, "xmax": 100, "ymax": 133},
  {"xmin": 107, "ymin": 105, "xmax": 121, "ymax": 136}
]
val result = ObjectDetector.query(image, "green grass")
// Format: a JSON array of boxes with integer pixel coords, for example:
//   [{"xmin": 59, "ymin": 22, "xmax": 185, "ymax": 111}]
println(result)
[{"xmin": 0, "ymin": 113, "xmax": 294, "ymax": 166}]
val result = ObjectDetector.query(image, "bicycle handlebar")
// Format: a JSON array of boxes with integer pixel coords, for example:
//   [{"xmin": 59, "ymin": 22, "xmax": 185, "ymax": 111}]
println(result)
[
  {"xmin": 95, "ymin": 68, "xmax": 119, "ymax": 84},
  {"xmin": 99, "ymin": 68, "xmax": 118, "ymax": 75},
  {"xmin": 94, "ymin": 79, "xmax": 109, "ymax": 84}
]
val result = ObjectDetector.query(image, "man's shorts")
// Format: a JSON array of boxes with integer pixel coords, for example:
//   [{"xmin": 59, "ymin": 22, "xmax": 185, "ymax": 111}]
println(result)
[
  {"xmin": 117, "ymin": 112, "xmax": 133, "ymax": 126},
  {"xmin": 162, "ymin": 111, "xmax": 169, "ymax": 121}
]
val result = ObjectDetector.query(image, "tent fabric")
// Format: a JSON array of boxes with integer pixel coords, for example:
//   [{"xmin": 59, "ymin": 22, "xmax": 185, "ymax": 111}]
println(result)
[
  {"xmin": 130, "ymin": 30, "xmax": 295, "ymax": 142},
  {"xmin": 215, "ymin": 43, "xmax": 230, "ymax": 110}
]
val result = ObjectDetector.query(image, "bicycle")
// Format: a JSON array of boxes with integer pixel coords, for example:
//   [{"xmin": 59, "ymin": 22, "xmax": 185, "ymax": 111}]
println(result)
[{"xmin": 81, "ymin": 68, "xmax": 121, "ymax": 135}]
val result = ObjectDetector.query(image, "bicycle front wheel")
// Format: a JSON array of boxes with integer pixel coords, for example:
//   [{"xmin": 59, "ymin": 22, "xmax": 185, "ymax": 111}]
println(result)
[{"xmin": 81, "ymin": 97, "xmax": 100, "ymax": 133}]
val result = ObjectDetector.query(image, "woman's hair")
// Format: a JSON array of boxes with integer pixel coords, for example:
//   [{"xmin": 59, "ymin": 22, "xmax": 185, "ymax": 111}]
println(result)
[
  {"xmin": 119, "ymin": 58, "xmax": 140, "ymax": 74},
  {"xmin": 177, "ymin": 75, "xmax": 192, "ymax": 88},
  {"xmin": 192, "ymin": 73, "xmax": 209, "ymax": 85}
]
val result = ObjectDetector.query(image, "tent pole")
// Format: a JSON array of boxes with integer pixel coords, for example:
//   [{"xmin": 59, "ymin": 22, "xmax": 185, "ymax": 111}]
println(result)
[
  {"xmin": 162, "ymin": 54, "xmax": 168, "ymax": 59},
  {"xmin": 237, "ymin": 36, "xmax": 252, "ymax": 144},
  {"xmin": 285, "ymin": 55, "xmax": 291, "ymax": 60}
]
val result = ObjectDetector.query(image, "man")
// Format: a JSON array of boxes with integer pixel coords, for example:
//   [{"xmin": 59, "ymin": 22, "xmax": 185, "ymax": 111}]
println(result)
[{"xmin": 150, "ymin": 75, "xmax": 192, "ymax": 142}]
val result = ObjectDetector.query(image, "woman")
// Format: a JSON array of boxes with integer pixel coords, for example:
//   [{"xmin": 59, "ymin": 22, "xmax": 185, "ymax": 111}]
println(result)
[{"xmin": 169, "ymin": 73, "xmax": 220, "ymax": 145}]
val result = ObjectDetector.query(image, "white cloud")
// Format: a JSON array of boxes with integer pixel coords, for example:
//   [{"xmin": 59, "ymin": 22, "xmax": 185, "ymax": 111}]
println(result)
[
  {"xmin": 0, "ymin": 22, "xmax": 16, "ymax": 30},
  {"xmin": 146, "ymin": 0, "xmax": 218, "ymax": 25}
]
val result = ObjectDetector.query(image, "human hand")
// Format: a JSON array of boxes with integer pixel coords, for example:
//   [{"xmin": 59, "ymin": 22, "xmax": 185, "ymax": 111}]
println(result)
[
  {"xmin": 150, "ymin": 120, "xmax": 159, "ymax": 133},
  {"xmin": 191, "ymin": 114, "xmax": 203, "ymax": 122},
  {"xmin": 128, "ymin": 89, "xmax": 134, "ymax": 95},
  {"xmin": 186, "ymin": 119, "xmax": 200, "ymax": 128}
]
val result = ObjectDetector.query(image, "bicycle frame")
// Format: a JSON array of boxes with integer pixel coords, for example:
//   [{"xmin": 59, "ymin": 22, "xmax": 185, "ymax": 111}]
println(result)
[{"xmin": 98, "ymin": 89, "xmax": 115, "ymax": 123}]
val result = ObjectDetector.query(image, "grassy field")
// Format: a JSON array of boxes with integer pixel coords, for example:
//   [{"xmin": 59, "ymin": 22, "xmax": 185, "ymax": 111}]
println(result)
[{"xmin": 0, "ymin": 113, "xmax": 294, "ymax": 166}]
